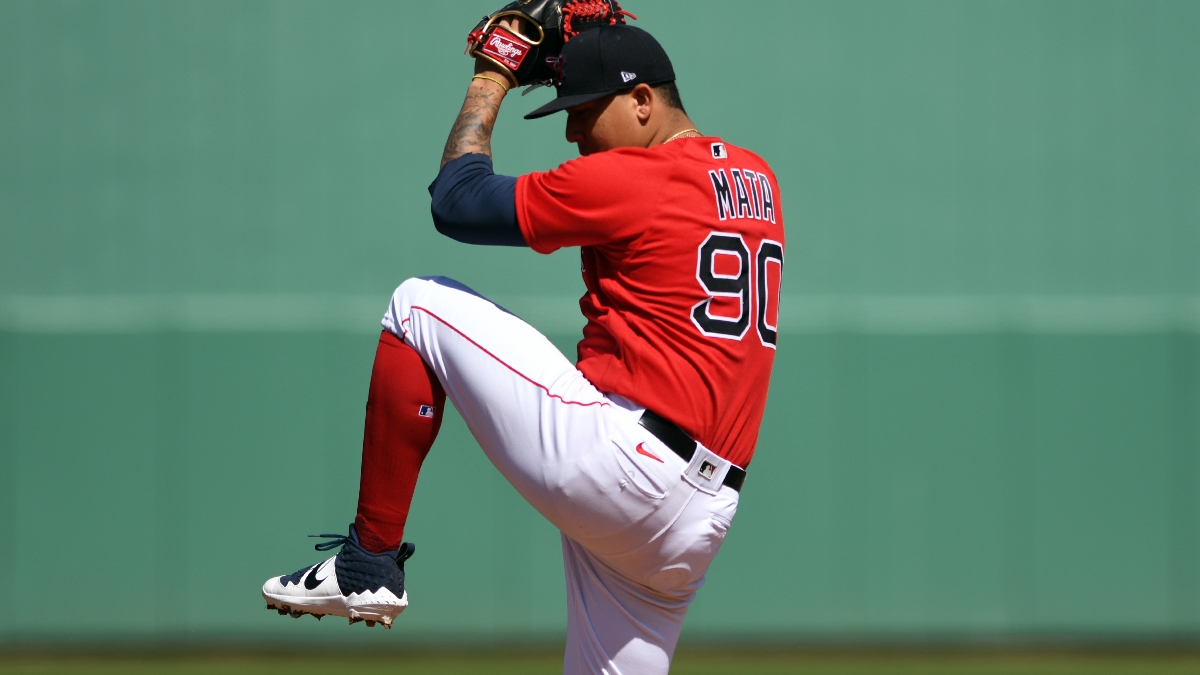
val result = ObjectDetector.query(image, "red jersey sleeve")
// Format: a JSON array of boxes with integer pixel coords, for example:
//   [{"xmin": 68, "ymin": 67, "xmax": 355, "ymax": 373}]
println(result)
[{"xmin": 516, "ymin": 147, "xmax": 675, "ymax": 254}]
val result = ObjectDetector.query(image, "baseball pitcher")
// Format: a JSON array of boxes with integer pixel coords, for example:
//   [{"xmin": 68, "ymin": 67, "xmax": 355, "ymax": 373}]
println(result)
[{"xmin": 261, "ymin": 3, "xmax": 784, "ymax": 672}]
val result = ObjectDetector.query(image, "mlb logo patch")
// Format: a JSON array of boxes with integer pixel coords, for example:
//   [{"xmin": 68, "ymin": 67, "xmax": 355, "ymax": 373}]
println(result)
[
  {"xmin": 699, "ymin": 460, "xmax": 717, "ymax": 480},
  {"xmin": 711, "ymin": 143, "xmax": 727, "ymax": 160},
  {"xmin": 418, "ymin": 405, "xmax": 436, "ymax": 418}
]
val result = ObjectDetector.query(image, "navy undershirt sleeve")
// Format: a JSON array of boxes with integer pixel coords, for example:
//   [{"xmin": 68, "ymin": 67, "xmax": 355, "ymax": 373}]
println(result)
[{"xmin": 428, "ymin": 153, "xmax": 525, "ymax": 247}]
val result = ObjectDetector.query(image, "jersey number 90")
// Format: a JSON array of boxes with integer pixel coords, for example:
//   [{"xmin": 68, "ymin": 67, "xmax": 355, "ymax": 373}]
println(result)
[{"xmin": 691, "ymin": 233, "xmax": 784, "ymax": 348}]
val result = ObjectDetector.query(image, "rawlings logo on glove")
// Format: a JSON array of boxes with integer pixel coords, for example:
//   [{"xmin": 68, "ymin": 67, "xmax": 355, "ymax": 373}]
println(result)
[
  {"xmin": 466, "ymin": 0, "xmax": 635, "ymax": 88},
  {"xmin": 481, "ymin": 28, "xmax": 532, "ymax": 71}
]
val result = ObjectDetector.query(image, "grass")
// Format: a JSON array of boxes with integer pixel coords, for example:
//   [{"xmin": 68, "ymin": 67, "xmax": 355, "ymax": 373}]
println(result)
[{"xmin": 3, "ymin": 652, "xmax": 1200, "ymax": 675}]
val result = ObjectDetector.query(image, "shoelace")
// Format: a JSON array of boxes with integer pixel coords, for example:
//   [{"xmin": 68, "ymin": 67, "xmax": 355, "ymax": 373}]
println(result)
[{"xmin": 309, "ymin": 533, "xmax": 350, "ymax": 552}]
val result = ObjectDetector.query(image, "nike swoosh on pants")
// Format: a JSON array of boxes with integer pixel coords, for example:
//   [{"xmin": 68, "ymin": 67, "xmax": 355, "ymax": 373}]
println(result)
[{"xmin": 636, "ymin": 442, "xmax": 664, "ymax": 463}]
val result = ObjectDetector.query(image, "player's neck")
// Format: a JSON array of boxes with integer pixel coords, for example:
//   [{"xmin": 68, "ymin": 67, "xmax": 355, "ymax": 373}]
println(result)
[{"xmin": 650, "ymin": 113, "xmax": 701, "ymax": 148}]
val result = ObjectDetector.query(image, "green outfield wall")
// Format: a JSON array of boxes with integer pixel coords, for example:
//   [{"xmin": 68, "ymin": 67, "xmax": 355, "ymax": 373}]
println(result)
[{"xmin": 1, "ymin": 0, "xmax": 1198, "ymax": 645}]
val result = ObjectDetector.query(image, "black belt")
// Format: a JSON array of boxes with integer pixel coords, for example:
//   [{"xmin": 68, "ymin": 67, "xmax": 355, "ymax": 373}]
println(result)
[{"xmin": 638, "ymin": 410, "xmax": 746, "ymax": 492}]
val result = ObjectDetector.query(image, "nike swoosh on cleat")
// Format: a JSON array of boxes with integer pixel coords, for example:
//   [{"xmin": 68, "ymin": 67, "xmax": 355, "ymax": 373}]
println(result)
[
  {"xmin": 636, "ymin": 442, "xmax": 664, "ymax": 463},
  {"xmin": 304, "ymin": 560, "xmax": 331, "ymax": 590}
]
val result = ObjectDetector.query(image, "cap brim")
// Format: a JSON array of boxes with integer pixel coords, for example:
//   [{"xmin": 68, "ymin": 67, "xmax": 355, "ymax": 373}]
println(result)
[{"xmin": 523, "ymin": 89, "xmax": 624, "ymax": 120}]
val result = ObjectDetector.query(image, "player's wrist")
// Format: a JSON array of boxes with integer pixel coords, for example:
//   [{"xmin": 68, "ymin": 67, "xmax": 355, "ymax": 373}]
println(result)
[
  {"xmin": 471, "ymin": 73, "xmax": 512, "ymax": 95},
  {"xmin": 472, "ymin": 59, "xmax": 517, "ymax": 93}
]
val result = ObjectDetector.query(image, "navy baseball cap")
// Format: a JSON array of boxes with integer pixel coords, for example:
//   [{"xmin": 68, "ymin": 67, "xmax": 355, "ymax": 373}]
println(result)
[{"xmin": 524, "ymin": 25, "xmax": 676, "ymax": 120}]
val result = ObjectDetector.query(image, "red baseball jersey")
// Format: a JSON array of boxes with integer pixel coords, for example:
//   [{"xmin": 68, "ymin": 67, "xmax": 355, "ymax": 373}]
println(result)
[{"xmin": 516, "ymin": 137, "xmax": 784, "ymax": 468}]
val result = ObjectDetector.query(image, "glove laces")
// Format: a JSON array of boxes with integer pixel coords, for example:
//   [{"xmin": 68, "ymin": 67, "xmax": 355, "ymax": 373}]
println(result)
[{"xmin": 563, "ymin": 1, "xmax": 637, "ymax": 40}]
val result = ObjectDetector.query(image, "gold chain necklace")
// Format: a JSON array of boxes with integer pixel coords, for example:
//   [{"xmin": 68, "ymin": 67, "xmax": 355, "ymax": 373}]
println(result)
[{"xmin": 664, "ymin": 128, "xmax": 701, "ymax": 144}]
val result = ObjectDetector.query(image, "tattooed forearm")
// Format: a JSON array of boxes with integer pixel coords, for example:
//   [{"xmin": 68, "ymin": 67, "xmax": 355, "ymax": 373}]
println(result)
[{"xmin": 441, "ymin": 80, "xmax": 507, "ymax": 168}]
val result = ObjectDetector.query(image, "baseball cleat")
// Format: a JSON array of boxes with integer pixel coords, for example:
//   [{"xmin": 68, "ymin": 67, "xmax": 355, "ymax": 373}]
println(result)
[{"xmin": 262, "ymin": 525, "xmax": 414, "ymax": 629}]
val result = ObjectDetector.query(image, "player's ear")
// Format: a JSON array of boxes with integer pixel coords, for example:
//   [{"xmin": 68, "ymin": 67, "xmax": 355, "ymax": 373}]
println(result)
[{"xmin": 632, "ymin": 83, "xmax": 654, "ymax": 125}]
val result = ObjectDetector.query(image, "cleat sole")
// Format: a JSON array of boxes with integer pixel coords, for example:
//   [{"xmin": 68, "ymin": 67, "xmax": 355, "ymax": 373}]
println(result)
[
  {"xmin": 266, "ymin": 599, "xmax": 329, "ymax": 622},
  {"xmin": 262, "ymin": 590, "xmax": 408, "ymax": 627}
]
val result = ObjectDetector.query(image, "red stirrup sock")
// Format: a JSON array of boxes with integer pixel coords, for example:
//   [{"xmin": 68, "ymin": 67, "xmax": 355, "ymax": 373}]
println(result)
[{"xmin": 354, "ymin": 330, "xmax": 446, "ymax": 554}]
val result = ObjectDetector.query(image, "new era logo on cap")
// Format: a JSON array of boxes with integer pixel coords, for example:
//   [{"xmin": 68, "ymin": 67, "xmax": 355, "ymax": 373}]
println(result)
[{"xmin": 621, "ymin": 71, "xmax": 637, "ymax": 83}]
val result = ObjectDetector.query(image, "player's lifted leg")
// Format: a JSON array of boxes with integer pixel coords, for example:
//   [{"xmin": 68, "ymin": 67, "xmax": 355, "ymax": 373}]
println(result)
[{"xmin": 261, "ymin": 331, "xmax": 445, "ymax": 627}]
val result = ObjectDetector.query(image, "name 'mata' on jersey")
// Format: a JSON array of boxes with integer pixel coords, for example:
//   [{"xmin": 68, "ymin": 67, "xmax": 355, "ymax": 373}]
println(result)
[{"xmin": 517, "ymin": 136, "xmax": 784, "ymax": 469}]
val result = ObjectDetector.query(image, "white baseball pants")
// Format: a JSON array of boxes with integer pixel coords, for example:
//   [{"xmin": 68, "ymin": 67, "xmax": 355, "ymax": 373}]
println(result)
[{"xmin": 381, "ymin": 277, "xmax": 740, "ymax": 675}]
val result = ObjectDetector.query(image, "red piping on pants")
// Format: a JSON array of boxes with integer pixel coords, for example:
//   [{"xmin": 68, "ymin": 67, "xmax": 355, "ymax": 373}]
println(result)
[{"xmin": 402, "ymin": 306, "xmax": 610, "ymax": 409}]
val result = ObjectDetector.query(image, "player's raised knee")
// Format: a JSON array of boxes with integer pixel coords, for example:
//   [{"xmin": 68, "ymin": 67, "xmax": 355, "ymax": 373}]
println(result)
[
  {"xmin": 391, "ymin": 276, "xmax": 467, "ymax": 305},
  {"xmin": 391, "ymin": 277, "xmax": 426, "ymax": 304}
]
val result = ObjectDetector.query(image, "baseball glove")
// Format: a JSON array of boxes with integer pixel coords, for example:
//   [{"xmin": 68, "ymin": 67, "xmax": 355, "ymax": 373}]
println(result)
[{"xmin": 466, "ymin": 0, "xmax": 635, "ymax": 88}]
